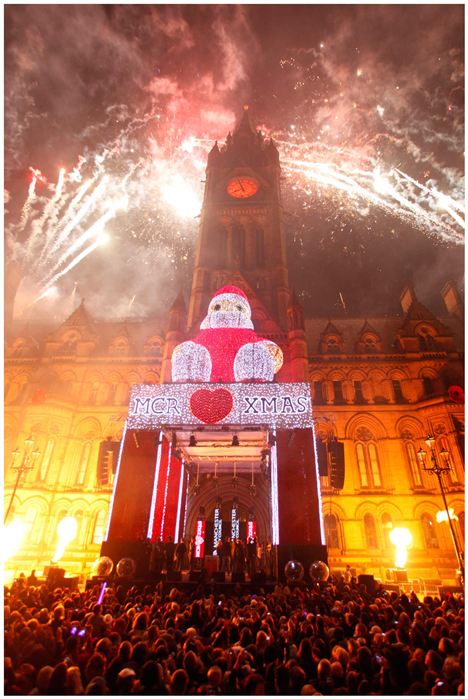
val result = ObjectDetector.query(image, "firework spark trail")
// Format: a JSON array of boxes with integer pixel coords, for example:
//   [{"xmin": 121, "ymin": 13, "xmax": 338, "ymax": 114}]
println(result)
[
  {"xmin": 33, "ymin": 168, "xmax": 72, "ymax": 259},
  {"xmin": 394, "ymin": 168, "xmax": 465, "ymax": 224},
  {"xmin": 9, "ymin": 110, "xmax": 464, "ymax": 307},
  {"xmin": 36, "ymin": 235, "xmax": 109, "ymax": 301},
  {"xmin": 19, "ymin": 168, "xmax": 46, "ymax": 226},
  {"xmin": 40, "ymin": 198, "xmax": 126, "ymax": 286},
  {"xmin": 47, "ymin": 176, "xmax": 107, "ymax": 257},
  {"xmin": 281, "ymin": 144, "xmax": 464, "ymax": 244}
]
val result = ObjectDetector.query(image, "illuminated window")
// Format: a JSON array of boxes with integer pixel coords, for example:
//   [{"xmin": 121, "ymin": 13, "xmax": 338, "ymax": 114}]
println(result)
[
  {"xmin": 405, "ymin": 442, "xmax": 423, "ymax": 487},
  {"xmin": 364, "ymin": 514, "xmax": 378, "ymax": 548},
  {"xmin": 356, "ymin": 443, "xmax": 369, "ymax": 487},
  {"xmin": 368, "ymin": 444, "xmax": 381, "ymax": 486},
  {"xmin": 355, "ymin": 440, "xmax": 382, "ymax": 488},
  {"xmin": 25, "ymin": 507, "xmax": 39, "ymax": 544},
  {"xmin": 381, "ymin": 513, "xmax": 393, "ymax": 548},
  {"xmin": 324, "ymin": 513, "xmax": 341, "ymax": 549},
  {"xmin": 421, "ymin": 513, "xmax": 439, "ymax": 549},
  {"xmin": 76, "ymin": 442, "xmax": 91, "ymax": 485},
  {"xmin": 92, "ymin": 510, "xmax": 107, "ymax": 545},
  {"xmin": 39, "ymin": 439, "xmax": 55, "ymax": 481}
]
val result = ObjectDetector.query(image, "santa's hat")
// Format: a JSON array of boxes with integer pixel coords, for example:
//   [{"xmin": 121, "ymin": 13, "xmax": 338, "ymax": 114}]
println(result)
[{"xmin": 208, "ymin": 286, "xmax": 251, "ymax": 314}]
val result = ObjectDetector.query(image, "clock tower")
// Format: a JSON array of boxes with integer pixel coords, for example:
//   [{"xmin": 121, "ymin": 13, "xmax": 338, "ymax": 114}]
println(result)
[{"xmin": 187, "ymin": 106, "xmax": 290, "ymax": 334}]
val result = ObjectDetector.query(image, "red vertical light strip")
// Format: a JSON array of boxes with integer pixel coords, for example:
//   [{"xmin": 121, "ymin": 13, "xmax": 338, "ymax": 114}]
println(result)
[
  {"xmin": 151, "ymin": 437, "xmax": 169, "ymax": 541},
  {"xmin": 162, "ymin": 449, "xmax": 182, "ymax": 540},
  {"xmin": 159, "ymin": 443, "xmax": 172, "ymax": 540}
]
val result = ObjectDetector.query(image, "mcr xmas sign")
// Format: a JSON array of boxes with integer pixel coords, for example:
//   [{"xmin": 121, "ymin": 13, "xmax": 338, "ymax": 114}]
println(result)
[{"xmin": 127, "ymin": 382, "xmax": 313, "ymax": 429}]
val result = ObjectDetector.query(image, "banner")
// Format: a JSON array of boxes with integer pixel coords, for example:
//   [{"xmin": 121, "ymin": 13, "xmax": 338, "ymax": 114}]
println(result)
[
  {"xmin": 128, "ymin": 382, "xmax": 313, "ymax": 429},
  {"xmin": 231, "ymin": 508, "xmax": 239, "ymax": 541},
  {"xmin": 194, "ymin": 518, "xmax": 206, "ymax": 558},
  {"xmin": 213, "ymin": 507, "xmax": 222, "ymax": 555},
  {"xmin": 247, "ymin": 520, "xmax": 257, "ymax": 541}
]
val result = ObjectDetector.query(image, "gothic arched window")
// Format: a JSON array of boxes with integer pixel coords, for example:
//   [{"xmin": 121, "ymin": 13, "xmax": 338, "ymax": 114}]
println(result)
[
  {"xmin": 421, "ymin": 513, "xmax": 439, "ymax": 549},
  {"xmin": 25, "ymin": 507, "xmax": 40, "ymax": 544},
  {"xmin": 418, "ymin": 330, "xmax": 436, "ymax": 351},
  {"xmin": 355, "ymin": 431, "xmax": 382, "ymax": 488},
  {"xmin": 364, "ymin": 514, "xmax": 378, "ymax": 548},
  {"xmin": 39, "ymin": 438, "xmax": 55, "ymax": 481},
  {"xmin": 381, "ymin": 513, "xmax": 393, "ymax": 549},
  {"xmin": 76, "ymin": 442, "xmax": 91, "ymax": 486},
  {"xmin": 356, "ymin": 443, "xmax": 369, "ymax": 487},
  {"xmin": 405, "ymin": 441, "xmax": 423, "ymax": 487},
  {"xmin": 324, "ymin": 513, "xmax": 341, "ymax": 550},
  {"xmin": 92, "ymin": 510, "xmax": 107, "ymax": 545}
]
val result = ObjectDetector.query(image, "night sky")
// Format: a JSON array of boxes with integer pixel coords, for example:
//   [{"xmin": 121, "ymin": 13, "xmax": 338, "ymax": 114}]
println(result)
[{"xmin": 5, "ymin": 4, "xmax": 464, "ymax": 326}]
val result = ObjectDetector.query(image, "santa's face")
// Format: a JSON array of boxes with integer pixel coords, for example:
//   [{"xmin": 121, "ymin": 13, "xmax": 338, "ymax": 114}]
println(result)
[{"xmin": 202, "ymin": 297, "xmax": 253, "ymax": 329}]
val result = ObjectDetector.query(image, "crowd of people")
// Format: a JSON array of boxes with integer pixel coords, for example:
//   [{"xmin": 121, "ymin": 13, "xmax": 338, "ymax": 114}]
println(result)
[
  {"xmin": 4, "ymin": 570, "xmax": 464, "ymax": 695},
  {"xmin": 148, "ymin": 537, "xmax": 274, "ymax": 578}
]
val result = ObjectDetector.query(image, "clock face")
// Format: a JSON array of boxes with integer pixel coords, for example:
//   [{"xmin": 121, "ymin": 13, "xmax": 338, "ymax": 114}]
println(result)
[{"xmin": 226, "ymin": 176, "xmax": 259, "ymax": 199}]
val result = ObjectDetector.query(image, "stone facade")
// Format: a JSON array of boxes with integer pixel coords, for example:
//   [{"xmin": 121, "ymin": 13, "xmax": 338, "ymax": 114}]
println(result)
[{"xmin": 4, "ymin": 109, "xmax": 464, "ymax": 586}]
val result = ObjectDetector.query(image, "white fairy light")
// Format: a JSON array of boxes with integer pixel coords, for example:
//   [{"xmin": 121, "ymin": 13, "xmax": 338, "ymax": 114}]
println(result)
[{"xmin": 104, "ymin": 422, "xmax": 127, "ymax": 542}]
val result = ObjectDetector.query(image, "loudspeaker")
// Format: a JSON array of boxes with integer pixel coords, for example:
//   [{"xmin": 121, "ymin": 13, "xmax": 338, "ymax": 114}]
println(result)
[
  {"xmin": 189, "ymin": 571, "xmax": 202, "ymax": 582},
  {"xmin": 329, "ymin": 441, "xmax": 345, "ymax": 489},
  {"xmin": 46, "ymin": 567, "xmax": 65, "ymax": 587},
  {"xmin": 394, "ymin": 570, "xmax": 408, "ymax": 583},
  {"xmin": 232, "ymin": 572, "xmax": 245, "ymax": 583},
  {"xmin": 167, "ymin": 571, "xmax": 182, "ymax": 582},
  {"xmin": 212, "ymin": 571, "xmax": 225, "ymax": 582},
  {"xmin": 316, "ymin": 439, "xmax": 328, "ymax": 477},
  {"xmin": 358, "ymin": 574, "xmax": 376, "ymax": 592}
]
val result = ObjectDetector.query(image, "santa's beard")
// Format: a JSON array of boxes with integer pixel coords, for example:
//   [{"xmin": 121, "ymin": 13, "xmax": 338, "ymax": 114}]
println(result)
[{"xmin": 200, "ymin": 310, "xmax": 254, "ymax": 329}]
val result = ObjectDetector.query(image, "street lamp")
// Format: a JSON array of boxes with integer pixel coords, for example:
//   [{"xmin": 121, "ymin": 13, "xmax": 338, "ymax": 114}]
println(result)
[
  {"xmin": 4, "ymin": 437, "xmax": 40, "ymax": 523},
  {"xmin": 417, "ymin": 435, "xmax": 464, "ymax": 583}
]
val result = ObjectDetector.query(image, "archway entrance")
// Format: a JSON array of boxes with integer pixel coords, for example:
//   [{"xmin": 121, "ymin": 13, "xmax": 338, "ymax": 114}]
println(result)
[{"xmin": 173, "ymin": 426, "xmax": 273, "ymax": 552}]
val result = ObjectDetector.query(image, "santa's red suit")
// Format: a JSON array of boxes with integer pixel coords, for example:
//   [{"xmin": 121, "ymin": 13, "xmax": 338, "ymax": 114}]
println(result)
[{"xmin": 171, "ymin": 286, "xmax": 283, "ymax": 383}]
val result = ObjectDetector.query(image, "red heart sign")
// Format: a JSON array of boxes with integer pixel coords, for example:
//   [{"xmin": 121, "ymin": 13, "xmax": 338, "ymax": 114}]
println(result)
[{"xmin": 190, "ymin": 387, "xmax": 234, "ymax": 424}]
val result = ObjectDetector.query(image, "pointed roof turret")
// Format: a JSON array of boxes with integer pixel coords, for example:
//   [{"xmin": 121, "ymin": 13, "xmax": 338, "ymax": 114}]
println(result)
[
  {"xmin": 170, "ymin": 289, "xmax": 186, "ymax": 312},
  {"xmin": 358, "ymin": 319, "xmax": 380, "ymax": 337},
  {"xmin": 287, "ymin": 288, "xmax": 305, "ymax": 332},
  {"xmin": 233, "ymin": 104, "xmax": 257, "ymax": 138},
  {"xmin": 63, "ymin": 298, "xmax": 92, "ymax": 328},
  {"xmin": 207, "ymin": 140, "xmax": 221, "ymax": 164},
  {"xmin": 167, "ymin": 289, "xmax": 186, "ymax": 334},
  {"xmin": 321, "ymin": 320, "xmax": 342, "ymax": 338}
]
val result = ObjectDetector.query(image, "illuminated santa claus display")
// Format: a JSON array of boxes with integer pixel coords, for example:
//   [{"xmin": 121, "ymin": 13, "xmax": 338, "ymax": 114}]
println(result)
[{"xmin": 171, "ymin": 286, "xmax": 283, "ymax": 383}]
